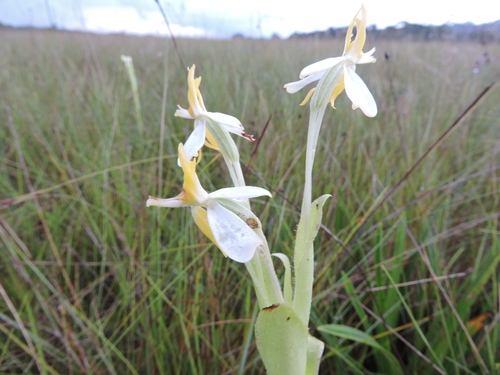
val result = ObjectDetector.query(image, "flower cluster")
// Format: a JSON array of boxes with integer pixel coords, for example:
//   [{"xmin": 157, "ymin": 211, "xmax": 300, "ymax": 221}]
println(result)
[{"xmin": 147, "ymin": 65, "xmax": 269, "ymax": 263}]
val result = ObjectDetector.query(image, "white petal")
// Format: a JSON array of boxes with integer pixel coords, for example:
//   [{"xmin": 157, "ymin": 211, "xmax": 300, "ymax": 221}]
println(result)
[
  {"xmin": 343, "ymin": 64, "xmax": 377, "ymax": 117},
  {"xmin": 357, "ymin": 48, "xmax": 376, "ymax": 64},
  {"xmin": 284, "ymin": 71, "xmax": 324, "ymax": 94},
  {"xmin": 299, "ymin": 57, "xmax": 344, "ymax": 79},
  {"xmin": 209, "ymin": 186, "xmax": 271, "ymax": 200},
  {"xmin": 208, "ymin": 112, "xmax": 244, "ymax": 130},
  {"xmin": 180, "ymin": 122, "xmax": 206, "ymax": 165},
  {"xmin": 207, "ymin": 201, "xmax": 262, "ymax": 263},
  {"xmin": 174, "ymin": 105, "xmax": 194, "ymax": 119},
  {"xmin": 146, "ymin": 195, "xmax": 187, "ymax": 208}
]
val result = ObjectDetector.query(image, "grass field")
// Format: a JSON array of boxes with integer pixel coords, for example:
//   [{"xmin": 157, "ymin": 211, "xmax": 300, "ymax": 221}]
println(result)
[{"xmin": 1, "ymin": 28, "xmax": 499, "ymax": 374}]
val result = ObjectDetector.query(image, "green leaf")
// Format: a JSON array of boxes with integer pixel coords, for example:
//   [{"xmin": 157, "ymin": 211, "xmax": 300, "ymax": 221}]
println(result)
[
  {"xmin": 317, "ymin": 324, "xmax": 384, "ymax": 351},
  {"xmin": 255, "ymin": 303, "xmax": 309, "ymax": 375},
  {"xmin": 318, "ymin": 324, "xmax": 403, "ymax": 373}
]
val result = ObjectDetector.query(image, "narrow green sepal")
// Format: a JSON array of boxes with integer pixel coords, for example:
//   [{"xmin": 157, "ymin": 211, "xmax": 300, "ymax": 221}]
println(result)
[
  {"xmin": 310, "ymin": 62, "xmax": 345, "ymax": 112},
  {"xmin": 205, "ymin": 117, "xmax": 239, "ymax": 163}
]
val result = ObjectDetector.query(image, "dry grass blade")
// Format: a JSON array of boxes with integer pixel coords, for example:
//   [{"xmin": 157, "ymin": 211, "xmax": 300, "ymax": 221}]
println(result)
[{"xmin": 154, "ymin": 0, "xmax": 187, "ymax": 71}]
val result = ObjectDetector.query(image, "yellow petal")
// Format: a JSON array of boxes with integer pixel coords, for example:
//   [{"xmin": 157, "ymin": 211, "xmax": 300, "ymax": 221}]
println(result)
[
  {"xmin": 193, "ymin": 76, "xmax": 201, "ymax": 89},
  {"xmin": 178, "ymin": 143, "xmax": 209, "ymax": 205},
  {"xmin": 191, "ymin": 206, "xmax": 226, "ymax": 256},
  {"xmin": 195, "ymin": 79, "xmax": 207, "ymax": 112},
  {"xmin": 329, "ymin": 78, "xmax": 345, "ymax": 108},
  {"xmin": 187, "ymin": 65, "xmax": 206, "ymax": 117},
  {"xmin": 343, "ymin": 6, "xmax": 368, "ymax": 60},
  {"xmin": 343, "ymin": 12, "xmax": 356, "ymax": 55},
  {"xmin": 187, "ymin": 66, "xmax": 196, "ymax": 107},
  {"xmin": 354, "ymin": 18, "xmax": 367, "ymax": 58},
  {"xmin": 204, "ymin": 129, "xmax": 220, "ymax": 151},
  {"xmin": 300, "ymin": 88, "xmax": 316, "ymax": 106}
]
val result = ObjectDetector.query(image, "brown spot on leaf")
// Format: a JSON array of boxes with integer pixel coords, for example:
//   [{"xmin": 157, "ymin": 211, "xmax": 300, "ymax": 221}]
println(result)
[{"xmin": 262, "ymin": 303, "xmax": 279, "ymax": 311}]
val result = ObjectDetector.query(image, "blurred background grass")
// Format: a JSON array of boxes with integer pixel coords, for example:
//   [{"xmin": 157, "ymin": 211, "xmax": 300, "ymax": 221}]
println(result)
[{"xmin": 1, "ymin": 29, "xmax": 499, "ymax": 374}]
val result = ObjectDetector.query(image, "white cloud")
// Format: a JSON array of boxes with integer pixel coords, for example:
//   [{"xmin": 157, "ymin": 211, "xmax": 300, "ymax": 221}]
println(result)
[
  {"xmin": 81, "ymin": 6, "xmax": 211, "ymax": 37},
  {"xmin": 1, "ymin": 0, "xmax": 498, "ymax": 39}
]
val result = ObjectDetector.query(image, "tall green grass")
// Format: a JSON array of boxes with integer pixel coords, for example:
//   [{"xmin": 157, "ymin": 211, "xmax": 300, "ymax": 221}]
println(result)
[{"xmin": 1, "ymin": 29, "xmax": 499, "ymax": 374}]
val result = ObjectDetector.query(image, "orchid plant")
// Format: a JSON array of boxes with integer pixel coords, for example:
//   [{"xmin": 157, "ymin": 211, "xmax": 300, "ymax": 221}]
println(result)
[{"xmin": 147, "ymin": 5, "xmax": 377, "ymax": 374}]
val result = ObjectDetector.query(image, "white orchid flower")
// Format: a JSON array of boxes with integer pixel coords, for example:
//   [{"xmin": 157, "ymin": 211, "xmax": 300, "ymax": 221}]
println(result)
[
  {"xmin": 147, "ymin": 143, "xmax": 271, "ymax": 263},
  {"xmin": 175, "ymin": 65, "xmax": 255, "ymax": 161},
  {"xmin": 284, "ymin": 5, "xmax": 377, "ymax": 117}
]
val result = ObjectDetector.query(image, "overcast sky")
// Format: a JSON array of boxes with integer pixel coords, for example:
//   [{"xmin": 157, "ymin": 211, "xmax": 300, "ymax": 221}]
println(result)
[{"xmin": 1, "ymin": 0, "xmax": 498, "ymax": 38}]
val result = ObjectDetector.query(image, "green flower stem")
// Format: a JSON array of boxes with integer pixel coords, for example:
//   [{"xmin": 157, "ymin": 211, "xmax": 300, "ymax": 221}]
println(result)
[
  {"xmin": 293, "ymin": 63, "xmax": 344, "ymax": 325},
  {"xmin": 231, "ymin": 159, "xmax": 284, "ymax": 307},
  {"xmin": 246, "ymin": 241, "xmax": 285, "ymax": 307},
  {"xmin": 281, "ymin": 63, "xmax": 344, "ymax": 374},
  {"xmin": 208, "ymin": 119, "xmax": 284, "ymax": 307}
]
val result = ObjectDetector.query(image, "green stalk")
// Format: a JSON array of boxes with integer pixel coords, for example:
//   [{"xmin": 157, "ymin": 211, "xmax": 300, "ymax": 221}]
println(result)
[
  {"xmin": 293, "ymin": 62, "xmax": 345, "ymax": 324},
  {"xmin": 207, "ymin": 118, "xmax": 284, "ymax": 307},
  {"xmin": 263, "ymin": 62, "xmax": 345, "ymax": 375}
]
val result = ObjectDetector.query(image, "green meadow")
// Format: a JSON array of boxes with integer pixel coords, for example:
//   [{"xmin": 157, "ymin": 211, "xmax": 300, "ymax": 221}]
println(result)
[{"xmin": 1, "ymin": 29, "xmax": 499, "ymax": 374}]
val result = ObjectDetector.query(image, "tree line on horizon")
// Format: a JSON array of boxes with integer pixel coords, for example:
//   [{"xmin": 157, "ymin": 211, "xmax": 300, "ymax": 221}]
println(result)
[
  {"xmin": 1, "ymin": 19, "xmax": 499, "ymax": 43},
  {"xmin": 285, "ymin": 20, "xmax": 500, "ymax": 43}
]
